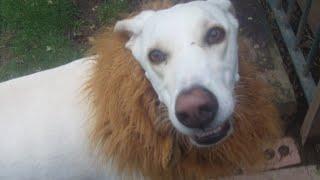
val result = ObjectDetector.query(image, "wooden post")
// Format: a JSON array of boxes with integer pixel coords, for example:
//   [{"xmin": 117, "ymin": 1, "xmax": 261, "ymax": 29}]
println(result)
[{"xmin": 301, "ymin": 81, "xmax": 320, "ymax": 145}]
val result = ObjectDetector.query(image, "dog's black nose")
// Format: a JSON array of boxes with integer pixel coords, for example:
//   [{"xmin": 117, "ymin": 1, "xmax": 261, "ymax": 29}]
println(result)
[{"xmin": 175, "ymin": 86, "xmax": 218, "ymax": 129}]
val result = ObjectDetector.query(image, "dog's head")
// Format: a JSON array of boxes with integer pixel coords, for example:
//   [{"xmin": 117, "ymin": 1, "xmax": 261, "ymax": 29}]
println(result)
[{"xmin": 114, "ymin": 0, "xmax": 239, "ymax": 147}]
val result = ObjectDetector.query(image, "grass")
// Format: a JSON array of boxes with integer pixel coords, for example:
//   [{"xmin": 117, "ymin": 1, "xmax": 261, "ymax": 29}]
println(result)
[
  {"xmin": 98, "ymin": 0, "xmax": 129, "ymax": 25},
  {"xmin": 0, "ymin": 0, "xmax": 81, "ymax": 81},
  {"xmin": 0, "ymin": 0, "xmax": 130, "ymax": 82},
  {"xmin": 0, "ymin": 33, "xmax": 81, "ymax": 81}
]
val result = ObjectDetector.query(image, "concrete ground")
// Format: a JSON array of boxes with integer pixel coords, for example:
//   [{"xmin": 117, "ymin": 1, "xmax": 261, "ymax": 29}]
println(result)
[
  {"xmin": 223, "ymin": 0, "xmax": 318, "ymax": 179},
  {"xmin": 225, "ymin": 166, "xmax": 320, "ymax": 180},
  {"xmin": 231, "ymin": 0, "xmax": 296, "ymax": 118}
]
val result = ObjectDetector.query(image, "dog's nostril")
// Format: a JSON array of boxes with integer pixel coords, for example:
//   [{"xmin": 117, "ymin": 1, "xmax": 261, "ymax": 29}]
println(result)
[
  {"xmin": 198, "ymin": 105, "xmax": 214, "ymax": 119},
  {"xmin": 199, "ymin": 104, "xmax": 211, "ymax": 112},
  {"xmin": 176, "ymin": 112, "xmax": 190, "ymax": 125}
]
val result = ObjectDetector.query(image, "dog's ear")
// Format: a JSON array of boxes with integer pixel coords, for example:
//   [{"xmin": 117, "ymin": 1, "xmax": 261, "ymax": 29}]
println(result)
[
  {"xmin": 207, "ymin": 0, "xmax": 236, "ymax": 16},
  {"xmin": 114, "ymin": 10, "xmax": 155, "ymax": 36},
  {"xmin": 114, "ymin": 10, "xmax": 155, "ymax": 51},
  {"xmin": 207, "ymin": 0, "xmax": 238, "ymax": 29}
]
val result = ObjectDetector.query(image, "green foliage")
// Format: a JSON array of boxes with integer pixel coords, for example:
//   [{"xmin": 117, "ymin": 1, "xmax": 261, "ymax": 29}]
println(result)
[
  {"xmin": 0, "ymin": 0, "xmax": 77, "ymax": 36},
  {"xmin": 0, "ymin": 0, "xmax": 82, "ymax": 82},
  {"xmin": 0, "ymin": 0, "xmax": 131, "ymax": 82},
  {"xmin": 98, "ymin": 0, "xmax": 129, "ymax": 24},
  {"xmin": 0, "ymin": 36, "xmax": 81, "ymax": 81}
]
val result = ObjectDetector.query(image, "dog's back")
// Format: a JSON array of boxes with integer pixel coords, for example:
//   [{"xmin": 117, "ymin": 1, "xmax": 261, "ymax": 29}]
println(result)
[{"xmin": 0, "ymin": 57, "xmax": 113, "ymax": 179}]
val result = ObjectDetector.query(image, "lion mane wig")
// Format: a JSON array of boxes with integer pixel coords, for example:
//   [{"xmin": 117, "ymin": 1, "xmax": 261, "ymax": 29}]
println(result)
[{"xmin": 86, "ymin": 1, "xmax": 281, "ymax": 179}]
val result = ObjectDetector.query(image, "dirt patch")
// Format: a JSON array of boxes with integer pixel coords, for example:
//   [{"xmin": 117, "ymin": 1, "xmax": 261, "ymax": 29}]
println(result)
[{"xmin": 71, "ymin": 0, "xmax": 145, "ymax": 44}]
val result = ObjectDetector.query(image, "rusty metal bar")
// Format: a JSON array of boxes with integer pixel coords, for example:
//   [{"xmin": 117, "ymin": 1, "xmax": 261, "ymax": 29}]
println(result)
[
  {"xmin": 267, "ymin": 0, "xmax": 316, "ymax": 104},
  {"xmin": 301, "ymin": 81, "xmax": 320, "ymax": 144},
  {"xmin": 295, "ymin": 0, "xmax": 313, "ymax": 47},
  {"xmin": 286, "ymin": 0, "xmax": 296, "ymax": 21},
  {"xmin": 276, "ymin": 0, "xmax": 282, "ymax": 9},
  {"xmin": 305, "ymin": 26, "xmax": 320, "ymax": 73}
]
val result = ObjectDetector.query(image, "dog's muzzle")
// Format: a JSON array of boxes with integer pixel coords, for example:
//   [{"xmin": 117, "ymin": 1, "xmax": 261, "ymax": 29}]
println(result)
[{"xmin": 175, "ymin": 86, "xmax": 232, "ymax": 146}]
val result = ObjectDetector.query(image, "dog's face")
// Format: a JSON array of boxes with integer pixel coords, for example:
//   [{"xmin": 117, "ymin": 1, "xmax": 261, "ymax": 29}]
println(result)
[{"xmin": 115, "ymin": 0, "xmax": 239, "ymax": 147}]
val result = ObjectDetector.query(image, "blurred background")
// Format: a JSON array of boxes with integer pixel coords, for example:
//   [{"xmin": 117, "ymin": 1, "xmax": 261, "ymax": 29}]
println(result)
[{"xmin": 0, "ymin": 0, "xmax": 136, "ymax": 82}]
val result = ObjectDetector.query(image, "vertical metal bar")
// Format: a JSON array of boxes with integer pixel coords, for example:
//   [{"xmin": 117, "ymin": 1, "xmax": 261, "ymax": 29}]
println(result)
[
  {"xmin": 305, "ymin": 26, "xmax": 320, "ymax": 74},
  {"xmin": 296, "ymin": 0, "xmax": 313, "ymax": 47},
  {"xmin": 301, "ymin": 81, "xmax": 320, "ymax": 144},
  {"xmin": 286, "ymin": 0, "xmax": 296, "ymax": 21},
  {"xmin": 277, "ymin": 0, "xmax": 282, "ymax": 9},
  {"xmin": 267, "ymin": 0, "xmax": 316, "ymax": 104}
]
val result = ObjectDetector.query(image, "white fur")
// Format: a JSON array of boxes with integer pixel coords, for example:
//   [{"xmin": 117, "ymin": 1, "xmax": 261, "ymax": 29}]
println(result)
[
  {"xmin": 115, "ymin": 0, "xmax": 239, "ymax": 136},
  {"xmin": 0, "ymin": 58, "xmax": 116, "ymax": 179},
  {"xmin": 0, "ymin": 0, "xmax": 239, "ymax": 178}
]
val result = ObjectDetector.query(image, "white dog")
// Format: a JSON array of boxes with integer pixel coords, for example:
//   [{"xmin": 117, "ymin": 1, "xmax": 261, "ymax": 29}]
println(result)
[{"xmin": 0, "ymin": 0, "xmax": 249, "ymax": 179}]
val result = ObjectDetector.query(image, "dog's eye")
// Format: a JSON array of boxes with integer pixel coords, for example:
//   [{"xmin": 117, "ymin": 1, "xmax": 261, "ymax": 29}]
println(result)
[
  {"xmin": 148, "ymin": 49, "xmax": 167, "ymax": 64},
  {"xmin": 205, "ymin": 27, "xmax": 225, "ymax": 45}
]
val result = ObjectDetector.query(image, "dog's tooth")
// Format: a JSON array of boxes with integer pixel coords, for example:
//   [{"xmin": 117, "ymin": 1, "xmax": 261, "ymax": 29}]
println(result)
[
  {"xmin": 196, "ymin": 126, "xmax": 223, "ymax": 138},
  {"xmin": 205, "ymin": 131, "xmax": 211, "ymax": 136},
  {"xmin": 213, "ymin": 126, "xmax": 222, "ymax": 133}
]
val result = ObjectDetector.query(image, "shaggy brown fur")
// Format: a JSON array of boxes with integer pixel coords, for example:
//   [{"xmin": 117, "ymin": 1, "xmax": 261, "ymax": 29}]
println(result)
[{"xmin": 87, "ymin": 1, "xmax": 281, "ymax": 179}]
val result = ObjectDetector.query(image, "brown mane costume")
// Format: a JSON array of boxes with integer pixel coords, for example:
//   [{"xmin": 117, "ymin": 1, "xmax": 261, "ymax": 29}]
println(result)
[{"xmin": 87, "ymin": 1, "xmax": 281, "ymax": 179}]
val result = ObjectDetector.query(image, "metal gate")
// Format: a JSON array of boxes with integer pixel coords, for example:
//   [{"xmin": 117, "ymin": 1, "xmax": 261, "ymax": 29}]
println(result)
[{"xmin": 266, "ymin": 0, "xmax": 320, "ymax": 144}]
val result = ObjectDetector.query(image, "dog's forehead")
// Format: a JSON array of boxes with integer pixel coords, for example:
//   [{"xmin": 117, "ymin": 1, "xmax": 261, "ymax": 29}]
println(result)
[
  {"xmin": 142, "ymin": 1, "xmax": 231, "ymax": 42},
  {"xmin": 152, "ymin": 2, "xmax": 228, "ymax": 28}
]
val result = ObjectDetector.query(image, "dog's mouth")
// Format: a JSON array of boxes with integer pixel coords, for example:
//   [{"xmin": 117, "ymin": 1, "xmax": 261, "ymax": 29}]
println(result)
[{"xmin": 191, "ymin": 121, "xmax": 232, "ymax": 146}]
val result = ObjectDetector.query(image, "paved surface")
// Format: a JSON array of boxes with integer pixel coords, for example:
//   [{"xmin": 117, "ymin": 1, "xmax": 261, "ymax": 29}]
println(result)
[
  {"xmin": 222, "ymin": 165, "xmax": 320, "ymax": 180},
  {"xmin": 231, "ymin": 0, "xmax": 297, "ymax": 119}
]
